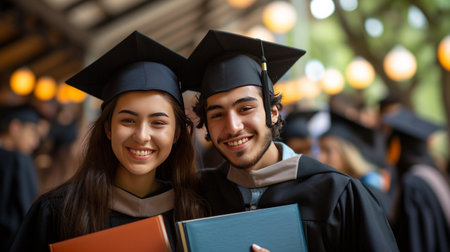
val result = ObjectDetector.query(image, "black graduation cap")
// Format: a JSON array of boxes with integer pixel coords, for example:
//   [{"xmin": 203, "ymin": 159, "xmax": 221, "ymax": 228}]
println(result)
[
  {"xmin": 281, "ymin": 110, "xmax": 317, "ymax": 140},
  {"xmin": 322, "ymin": 110, "xmax": 385, "ymax": 165},
  {"xmin": 323, "ymin": 110, "xmax": 374, "ymax": 148},
  {"xmin": 66, "ymin": 31, "xmax": 185, "ymax": 108},
  {"xmin": 382, "ymin": 107, "xmax": 445, "ymax": 164},
  {"xmin": 182, "ymin": 29, "xmax": 306, "ymax": 126},
  {"xmin": 382, "ymin": 107, "xmax": 443, "ymax": 141},
  {"xmin": 0, "ymin": 104, "xmax": 40, "ymax": 124}
]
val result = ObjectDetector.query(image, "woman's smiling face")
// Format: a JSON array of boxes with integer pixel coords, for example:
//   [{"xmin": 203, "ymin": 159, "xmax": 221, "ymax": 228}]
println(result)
[{"xmin": 106, "ymin": 90, "xmax": 177, "ymax": 177}]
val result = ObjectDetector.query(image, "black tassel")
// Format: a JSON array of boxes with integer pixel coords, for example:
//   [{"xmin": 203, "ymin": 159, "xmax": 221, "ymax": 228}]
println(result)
[{"xmin": 260, "ymin": 40, "xmax": 272, "ymax": 128}]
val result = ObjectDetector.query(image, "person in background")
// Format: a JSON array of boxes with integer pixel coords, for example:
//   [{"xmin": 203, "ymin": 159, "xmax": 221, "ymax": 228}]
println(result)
[
  {"xmin": 280, "ymin": 110, "xmax": 316, "ymax": 156},
  {"xmin": 10, "ymin": 31, "xmax": 207, "ymax": 252},
  {"xmin": 317, "ymin": 110, "xmax": 393, "ymax": 215},
  {"xmin": 183, "ymin": 29, "xmax": 398, "ymax": 251},
  {"xmin": 318, "ymin": 110, "xmax": 387, "ymax": 190},
  {"xmin": 382, "ymin": 107, "xmax": 450, "ymax": 252},
  {"xmin": 0, "ymin": 104, "xmax": 41, "ymax": 251}
]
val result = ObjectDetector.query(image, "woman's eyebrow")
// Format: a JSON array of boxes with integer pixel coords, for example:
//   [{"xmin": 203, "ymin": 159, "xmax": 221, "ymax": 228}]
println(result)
[{"xmin": 118, "ymin": 110, "xmax": 169, "ymax": 117}]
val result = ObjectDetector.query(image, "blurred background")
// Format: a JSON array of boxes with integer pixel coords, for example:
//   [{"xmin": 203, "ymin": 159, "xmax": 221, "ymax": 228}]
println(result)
[{"xmin": 1, "ymin": 0, "xmax": 449, "ymax": 194}]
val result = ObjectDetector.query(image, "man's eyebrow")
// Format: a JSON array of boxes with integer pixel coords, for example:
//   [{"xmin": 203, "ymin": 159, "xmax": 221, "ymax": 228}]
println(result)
[
  {"xmin": 206, "ymin": 105, "xmax": 223, "ymax": 113},
  {"xmin": 118, "ymin": 110, "xmax": 169, "ymax": 117},
  {"xmin": 206, "ymin": 96, "xmax": 258, "ymax": 113},
  {"xmin": 232, "ymin": 96, "xmax": 258, "ymax": 106}
]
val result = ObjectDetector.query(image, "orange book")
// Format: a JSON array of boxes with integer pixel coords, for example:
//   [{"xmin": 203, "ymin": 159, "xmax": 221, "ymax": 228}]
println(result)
[{"xmin": 49, "ymin": 215, "xmax": 171, "ymax": 252}]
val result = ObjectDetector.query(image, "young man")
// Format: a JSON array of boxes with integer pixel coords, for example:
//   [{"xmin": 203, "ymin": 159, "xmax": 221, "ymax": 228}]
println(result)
[{"xmin": 183, "ymin": 30, "xmax": 398, "ymax": 251}]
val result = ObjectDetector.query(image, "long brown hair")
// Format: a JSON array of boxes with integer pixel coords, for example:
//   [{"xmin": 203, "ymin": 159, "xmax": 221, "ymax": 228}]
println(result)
[{"xmin": 58, "ymin": 92, "xmax": 206, "ymax": 240}]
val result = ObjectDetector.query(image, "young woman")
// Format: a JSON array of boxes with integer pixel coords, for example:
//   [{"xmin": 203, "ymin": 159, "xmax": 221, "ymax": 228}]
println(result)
[
  {"xmin": 317, "ymin": 111, "xmax": 386, "ymax": 190},
  {"xmin": 9, "ymin": 31, "xmax": 206, "ymax": 252}
]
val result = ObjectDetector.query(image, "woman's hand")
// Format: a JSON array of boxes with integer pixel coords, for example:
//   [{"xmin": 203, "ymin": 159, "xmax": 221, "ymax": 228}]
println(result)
[{"xmin": 252, "ymin": 244, "xmax": 270, "ymax": 252}]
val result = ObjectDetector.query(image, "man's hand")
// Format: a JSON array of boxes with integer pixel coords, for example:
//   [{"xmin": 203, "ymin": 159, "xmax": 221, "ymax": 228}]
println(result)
[{"xmin": 252, "ymin": 244, "xmax": 270, "ymax": 252}]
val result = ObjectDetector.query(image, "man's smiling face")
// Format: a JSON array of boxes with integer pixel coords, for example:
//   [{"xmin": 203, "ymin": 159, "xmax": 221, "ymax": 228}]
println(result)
[{"xmin": 205, "ymin": 85, "xmax": 277, "ymax": 170}]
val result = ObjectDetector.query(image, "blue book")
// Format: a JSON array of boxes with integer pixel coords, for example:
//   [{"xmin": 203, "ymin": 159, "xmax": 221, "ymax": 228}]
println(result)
[{"xmin": 176, "ymin": 204, "xmax": 307, "ymax": 252}]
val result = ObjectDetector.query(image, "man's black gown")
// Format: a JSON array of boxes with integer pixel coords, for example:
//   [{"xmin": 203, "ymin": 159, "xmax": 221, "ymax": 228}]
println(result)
[{"xmin": 200, "ymin": 154, "xmax": 399, "ymax": 251}]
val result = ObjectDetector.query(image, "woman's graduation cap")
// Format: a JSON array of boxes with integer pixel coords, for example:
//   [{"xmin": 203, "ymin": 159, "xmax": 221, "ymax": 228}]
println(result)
[
  {"xmin": 66, "ymin": 31, "xmax": 185, "ymax": 108},
  {"xmin": 322, "ymin": 110, "xmax": 385, "ymax": 166},
  {"xmin": 182, "ymin": 29, "xmax": 306, "ymax": 127}
]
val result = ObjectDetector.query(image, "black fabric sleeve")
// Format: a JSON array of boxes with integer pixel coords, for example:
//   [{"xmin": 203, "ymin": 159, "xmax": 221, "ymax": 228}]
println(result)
[{"xmin": 9, "ymin": 195, "xmax": 60, "ymax": 252}]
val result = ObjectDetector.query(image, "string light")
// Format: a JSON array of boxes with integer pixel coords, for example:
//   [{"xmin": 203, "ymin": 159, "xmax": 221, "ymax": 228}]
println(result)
[
  {"xmin": 346, "ymin": 58, "xmax": 375, "ymax": 89},
  {"xmin": 10, "ymin": 68, "xmax": 36, "ymax": 95},
  {"xmin": 321, "ymin": 68, "xmax": 345, "ymax": 94},
  {"xmin": 383, "ymin": 46, "xmax": 417, "ymax": 82},
  {"xmin": 227, "ymin": 0, "xmax": 255, "ymax": 9},
  {"xmin": 263, "ymin": 1, "xmax": 297, "ymax": 34},
  {"xmin": 438, "ymin": 35, "xmax": 450, "ymax": 71},
  {"xmin": 34, "ymin": 76, "xmax": 57, "ymax": 101}
]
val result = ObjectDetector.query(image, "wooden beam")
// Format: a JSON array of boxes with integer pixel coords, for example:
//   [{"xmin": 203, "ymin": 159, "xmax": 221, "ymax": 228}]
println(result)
[
  {"xmin": 28, "ymin": 49, "xmax": 71, "ymax": 76},
  {"xmin": 14, "ymin": 0, "xmax": 91, "ymax": 47},
  {"xmin": 46, "ymin": 59, "xmax": 82, "ymax": 82},
  {"xmin": 0, "ymin": 34, "xmax": 47, "ymax": 71},
  {"xmin": 0, "ymin": 20, "xmax": 18, "ymax": 45}
]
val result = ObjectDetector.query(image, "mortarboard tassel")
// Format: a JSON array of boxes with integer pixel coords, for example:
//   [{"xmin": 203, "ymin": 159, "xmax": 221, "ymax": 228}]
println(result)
[{"xmin": 260, "ymin": 40, "xmax": 273, "ymax": 128}]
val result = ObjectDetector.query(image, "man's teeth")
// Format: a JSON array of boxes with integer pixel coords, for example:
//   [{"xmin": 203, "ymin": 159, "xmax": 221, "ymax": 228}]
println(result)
[
  {"xmin": 130, "ymin": 149, "xmax": 151, "ymax": 156},
  {"xmin": 226, "ymin": 138, "xmax": 249, "ymax": 146}
]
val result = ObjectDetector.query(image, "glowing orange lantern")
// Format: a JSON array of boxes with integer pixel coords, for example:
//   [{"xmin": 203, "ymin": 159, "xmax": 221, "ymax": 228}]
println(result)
[
  {"xmin": 298, "ymin": 77, "xmax": 321, "ymax": 99},
  {"xmin": 56, "ymin": 83, "xmax": 72, "ymax": 104},
  {"xmin": 10, "ymin": 68, "xmax": 35, "ymax": 95},
  {"xmin": 227, "ymin": 0, "xmax": 255, "ymax": 9},
  {"xmin": 275, "ymin": 80, "xmax": 301, "ymax": 104},
  {"xmin": 262, "ymin": 1, "xmax": 297, "ymax": 34},
  {"xmin": 383, "ymin": 46, "xmax": 417, "ymax": 82},
  {"xmin": 346, "ymin": 58, "xmax": 375, "ymax": 89},
  {"xmin": 438, "ymin": 35, "xmax": 450, "ymax": 71},
  {"xmin": 34, "ymin": 76, "xmax": 57, "ymax": 101},
  {"xmin": 67, "ymin": 85, "xmax": 87, "ymax": 103},
  {"xmin": 320, "ymin": 68, "xmax": 345, "ymax": 94},
  {"xmin": 245, "ymin": 25, "xmax": 275, "ymax": 42}
]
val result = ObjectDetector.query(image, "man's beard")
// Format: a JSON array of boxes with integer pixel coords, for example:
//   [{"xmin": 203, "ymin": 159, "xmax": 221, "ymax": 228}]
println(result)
[{"xmin": 211, "ymin": 130, "xmax": 273, "ymax": 170}]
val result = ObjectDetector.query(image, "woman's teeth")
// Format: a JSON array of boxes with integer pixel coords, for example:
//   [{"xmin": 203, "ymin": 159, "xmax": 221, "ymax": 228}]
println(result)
[{"xmin": 130, "ymin": 149, "xmax": 151, "ymax": 156}]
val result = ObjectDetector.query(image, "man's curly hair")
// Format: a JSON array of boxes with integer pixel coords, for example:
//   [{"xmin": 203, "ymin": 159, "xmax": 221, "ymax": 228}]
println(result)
[{"xmin": 192, "ymin": 89, "xmax": 284, "ymax": 141}]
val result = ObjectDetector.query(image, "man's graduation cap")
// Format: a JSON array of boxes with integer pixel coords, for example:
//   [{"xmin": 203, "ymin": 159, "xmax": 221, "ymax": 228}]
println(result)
[
  {"xmin": 182, "ymin": 29, "xmax": 306, "ymax": 127},
  {"xmin": 281, "ymin": 110, "xmax": 317, "ymax": 140},
  {"xmin": 66, "ymin": 31, "xmax": 185, "ymax": 108}
]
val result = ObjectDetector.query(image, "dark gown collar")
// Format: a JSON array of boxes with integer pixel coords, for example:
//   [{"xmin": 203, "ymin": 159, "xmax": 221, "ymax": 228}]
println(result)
[
  {"xmin": 227, "ymin": 155, "xmax": 301, "ymax": 188},
  {"xmin": 110, "ymin": 186, "xmax": 174, "ymax": 217}
]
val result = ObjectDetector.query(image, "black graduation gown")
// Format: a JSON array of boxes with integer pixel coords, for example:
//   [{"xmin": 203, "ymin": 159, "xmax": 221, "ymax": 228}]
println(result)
[
  {"xmin": 394, "ymin": 166, "xmax": 450, "ymax": 252},
  {"xmin": 200, "ymin": 154, "xmax": 399, "ymax": 251},
  {"xmin": 9, "ymin": 185, "xmax": 176, "ymax": 252},
  {"xmin": 0, "ymin": 148, "xmax": 38, "ymax": 251}
]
